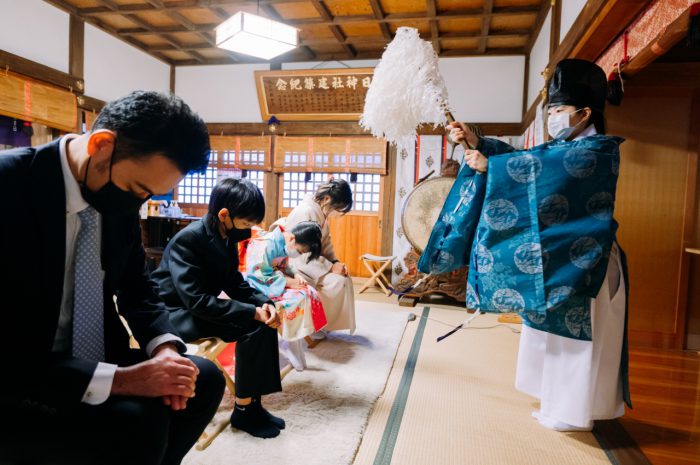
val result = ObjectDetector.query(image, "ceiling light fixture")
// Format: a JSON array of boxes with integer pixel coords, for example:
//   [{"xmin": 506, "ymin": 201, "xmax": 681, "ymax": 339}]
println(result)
[{"xmin": 216, "ymin": 11, "xmax": 298, "ymax": 60}]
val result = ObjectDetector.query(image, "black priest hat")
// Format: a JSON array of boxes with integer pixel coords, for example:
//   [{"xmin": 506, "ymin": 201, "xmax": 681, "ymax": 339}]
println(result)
[{"xmin": 547, "ymin": 59, "xmax": 608, "ymax": 112}]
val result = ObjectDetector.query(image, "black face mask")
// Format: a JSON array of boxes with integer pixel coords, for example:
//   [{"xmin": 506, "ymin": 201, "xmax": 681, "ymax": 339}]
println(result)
[
  {"xmin": 225, "ymin": 223, "xmax": 252, "ymax": 246},
  {"xmin": 79, "ymin": 154, "xmax": 150, "ymax": 216}
]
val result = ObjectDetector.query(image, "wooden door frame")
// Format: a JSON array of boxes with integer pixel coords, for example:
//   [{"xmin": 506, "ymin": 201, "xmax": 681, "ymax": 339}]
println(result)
[
  {"xmin": 679, "ymin": 90, "xmax": 700, "ymax": 349},
  {"xmin": 620, "ymin": 65, "xmax": 700, "ymax": 349}
]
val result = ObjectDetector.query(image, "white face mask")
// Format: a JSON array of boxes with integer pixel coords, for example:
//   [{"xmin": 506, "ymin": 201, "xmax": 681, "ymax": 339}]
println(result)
[
  {"xmin": 286, "ymin": 245, "xmax": 301, "ymax": 259},
  {"xmin": 547, "ymin": 109, "xmax": 584, "ymax": 140}
]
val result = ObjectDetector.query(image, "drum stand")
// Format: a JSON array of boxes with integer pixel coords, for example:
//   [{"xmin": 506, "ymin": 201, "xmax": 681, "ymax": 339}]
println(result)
[
  {"xmin": 397, "ymin": 156, "xmax": 468, "ymax": 307},
  {"xmin": 396, "ymin": 248, "xmax": 468, "ymax": 307}
]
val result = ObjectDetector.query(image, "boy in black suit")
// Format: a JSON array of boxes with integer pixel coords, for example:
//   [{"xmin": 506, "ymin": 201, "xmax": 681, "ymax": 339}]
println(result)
[
  {"xmin": 152, "ymin": 178, "xmax": 285, "ymax": 439},
  {"xmin": 0, "ymin": 91, "xmax": 225, "ymax": 465}
]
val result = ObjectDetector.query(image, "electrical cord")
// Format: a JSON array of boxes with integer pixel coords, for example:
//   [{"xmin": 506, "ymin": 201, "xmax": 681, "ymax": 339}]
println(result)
[{"xmin": 406, "ymin": 311, "xmax": 522, "ymax": 339}]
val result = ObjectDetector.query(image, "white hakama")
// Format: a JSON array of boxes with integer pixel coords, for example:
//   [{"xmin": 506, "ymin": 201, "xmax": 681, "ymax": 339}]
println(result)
[{"xmin": 515, "ymin": 243, "xmax": 626, "ymax": 428}]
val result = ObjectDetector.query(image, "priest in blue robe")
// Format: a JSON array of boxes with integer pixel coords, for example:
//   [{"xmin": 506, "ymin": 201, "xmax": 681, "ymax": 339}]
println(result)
[{"xmin": 420, "ymin": 59, "xmax": 631, "ymax": 431}]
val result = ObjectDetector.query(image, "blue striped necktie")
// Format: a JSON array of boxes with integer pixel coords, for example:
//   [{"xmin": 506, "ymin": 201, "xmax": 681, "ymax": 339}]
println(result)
[{"xmin": 72, "ymin": 206, "xmax": 105, "ymax": 361}]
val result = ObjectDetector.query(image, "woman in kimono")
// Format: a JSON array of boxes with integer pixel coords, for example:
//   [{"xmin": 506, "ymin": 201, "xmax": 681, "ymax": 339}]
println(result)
[
  {"xmin": 284, "ymin": 179, "xmax": 356, "ymax": 337},
  {"xmin": 422, "ymin": 59, "xmax": 630, "ymax": 432},
  {"xmin": 246, "ymin": 221, "xmax": 327, "ymax": 370}
]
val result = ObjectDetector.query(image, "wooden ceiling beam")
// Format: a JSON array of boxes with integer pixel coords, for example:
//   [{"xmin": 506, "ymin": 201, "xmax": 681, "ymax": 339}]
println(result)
[
  {"xmin": 210, "ymin": 6, "xmax": 231, "ymax": 21},
  {"xmin": 426, "ymin": 0, "xmax": 440, "ymax": 54},
  {"xmin": 90, "ymin": 0, "xmax": 205, "ymax": 63},
  {"xmin": 525, "ymin": 0, "xmax": 551, "ymax": 54},
  {"xmin": 171, "ymin": 46, "xmax": 525, "ymax": 65},
  {"xmin": 309, "ymin": 0, "xmax": 356, "ymax": 59},
  {"xmin": 0, "ymin": 48, "xmax": 84, "ymax": 93},
  {"xmin": 144, "ymin": 0, "xmax": 241, "ymax": 62},
  {"xmin": 44, "ymin": 0, "xmax": 174, "ymax": 64},
  {"xmin": 478, "ymin": 0, "xmax": 494, "ymax": 53},
  {"xmin": 47, "ymin": 0, "xmax": 533, "ymax": 65},
  {"xmin": 145, "ymin": 30, "xmax": 531, "ymax": 50},
  {"xmin": 78, "ymin": 0, "xmax": 378, "ymax": 16},
  {"xmin": 440, "ymin": 47, "xmax": 524, "ymax": 57},
  {"xmin": 260, "ymin": 4, "xmax": 316, "ymax": 60},
  {"xmin": 114, "ymin": 5, "xmax": 540, "ymax": 33},
  {"xmin": 368, "ymin": 0, "xmax": 392, "ymax": 40}
]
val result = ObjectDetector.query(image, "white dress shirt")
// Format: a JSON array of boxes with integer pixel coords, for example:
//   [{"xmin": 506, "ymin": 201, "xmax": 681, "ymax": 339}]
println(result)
[{"xmin": 55, "ymin": 135, "xmax": 183, "ymax": 405}]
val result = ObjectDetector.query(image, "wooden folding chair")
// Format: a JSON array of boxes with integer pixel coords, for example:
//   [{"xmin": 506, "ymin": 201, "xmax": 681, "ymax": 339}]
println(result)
[
  {"xmin": 188, "ymin": 338, "xmax": 234, "ymax": 450},
  {"xmin": 359, "ymin": 254, "xmax": 395, "ymax": 296}
]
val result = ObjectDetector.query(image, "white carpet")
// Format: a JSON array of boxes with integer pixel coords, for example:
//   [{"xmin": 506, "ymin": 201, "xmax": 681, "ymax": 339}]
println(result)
[{"xmin": 183, "ymin": 301, "xmax": 407, "ymax": 465}]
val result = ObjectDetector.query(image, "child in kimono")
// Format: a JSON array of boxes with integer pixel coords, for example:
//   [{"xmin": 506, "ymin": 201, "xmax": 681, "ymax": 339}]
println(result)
[
  {"xmin": 246, "ymin": 221, "xmax": 327, "ymax": 370},
  {"xmin": 285, "ymin": 179, "xmax": 356, "ymax": 339}
]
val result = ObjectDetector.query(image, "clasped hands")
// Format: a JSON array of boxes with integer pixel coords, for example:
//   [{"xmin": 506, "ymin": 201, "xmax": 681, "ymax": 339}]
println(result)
[
  {"xmin": 255, "ymin": 302, "xmax": 282, "ymax": 330},
  {"xmin": 110, "ymin": 302, "xmax": 282, "ymax": 412},
  {"xmin": 285, "ymin": 274, "xmax": 307, "ymax": 289},
  {"xmin": 331, "ymin": 261, "xmax": 348, "ymax": 276},
  {"xmin": 111, "ymin": 343, "xmax": 198, "ymax": 412}
]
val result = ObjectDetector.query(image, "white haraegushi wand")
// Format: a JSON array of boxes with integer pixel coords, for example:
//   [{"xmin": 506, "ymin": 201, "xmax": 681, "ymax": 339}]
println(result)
[{"xmin": 360, "ymin": 27, "xmax": 469, "ymax": 153}]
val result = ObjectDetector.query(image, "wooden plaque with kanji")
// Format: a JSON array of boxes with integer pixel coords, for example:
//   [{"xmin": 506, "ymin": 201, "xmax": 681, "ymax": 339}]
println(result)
[{"xmin": 254, "ymin": 68, "xmax": 374, "ymax": 121}]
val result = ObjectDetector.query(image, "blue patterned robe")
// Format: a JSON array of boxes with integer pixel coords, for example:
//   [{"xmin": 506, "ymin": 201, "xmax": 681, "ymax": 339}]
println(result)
[
  {"xmin": 419, "ymin": 135, "xmax": 630, "ymax": 406},
  {"xmin": 420, "ymin": 135, "xmax": 622, "ymax": 332}
]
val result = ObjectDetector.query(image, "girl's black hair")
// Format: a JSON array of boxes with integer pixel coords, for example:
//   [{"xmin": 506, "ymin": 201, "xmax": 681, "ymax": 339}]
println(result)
[
  {"xmin": 314, "ymin": 178, "xmax": 353, "ymax": 214},
  {"xmin": 206, "ymin": 178, "xmax": 265, "ymax": 231},
  {"xmin": 291, "ymin": 221, "xmax": 323, "ymax": 263}
]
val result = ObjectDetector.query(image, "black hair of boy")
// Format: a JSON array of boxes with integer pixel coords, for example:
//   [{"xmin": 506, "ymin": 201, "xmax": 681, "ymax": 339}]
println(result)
[
  {"xmin": 92, "ymin": 90, "xmax": 210, "ymax": 174},
  {"xmin": 291, "ymin": 221, "xmax": 323, "ymax": 263},
  {"xmin": 207, "ymin": 178, "xmax": 265, "ymax": 231},
  {"xmin": 314, "ymin": 178, "xmax": 353, "ymax": 213}
]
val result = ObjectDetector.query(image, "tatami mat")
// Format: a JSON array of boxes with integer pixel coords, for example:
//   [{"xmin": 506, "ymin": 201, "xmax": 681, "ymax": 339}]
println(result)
[{"xmin": 353, "ymin": 303, "xmax": 615, "ymax": 465}]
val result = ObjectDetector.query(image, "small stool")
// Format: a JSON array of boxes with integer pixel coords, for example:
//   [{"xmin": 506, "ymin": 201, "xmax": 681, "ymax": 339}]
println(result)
[{"xmin": 359, "ymin": 254, "xmax": 395, "ymax": 296}]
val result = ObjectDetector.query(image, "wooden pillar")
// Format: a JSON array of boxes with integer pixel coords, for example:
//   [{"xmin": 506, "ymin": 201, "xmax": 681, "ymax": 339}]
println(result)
[
  {"xmin": 264, "ymin": 135, "xmax": 280, "ymax": 227},
  {"xmin": 522, "ymin": 55, "xmax": 530, "ymax": 122},
  {"xmin": 68, "ymin": 15, "xmax": 84, "ymax": 78},
  {"xmin": 380, "ymin": 144, "xmax": 396, "ymax": 257},
  {"xmin": 69, "ymin": 14, "xmax": 85, "ymax": 131},
  {"xmin": 550, "ymin": 0, "xmax": 562, "ymax": 59},
  {"xmin": 170, "ymin": 66, "xmax": 176, "ymax": 94}
]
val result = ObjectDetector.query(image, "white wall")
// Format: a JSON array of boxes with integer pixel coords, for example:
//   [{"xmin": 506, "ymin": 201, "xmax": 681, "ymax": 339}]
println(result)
[
  {"xmin": 84, "ymin": 24, "xmax": 170, "ymax": 102},
  {"xmin": 0, "ymin": 0, "xmax": 69, "ymax": 73},
  {"xmin": 560, "ymin": 0, "xmax": 588, "ymax": 43},
  {"xmin": 439, "ymin": 56, "xmax": 524, "ymax": 123},
  {"xmin": 178, "ymin": 56, "xmax": 524, "ymax": 123},
  {"xmin": 527, "ymin": 10, "xmax": 551, "ymax": 108},
  {"xmin": 175, "ymin": 63, "xmax": 270, "ymax": 122}
]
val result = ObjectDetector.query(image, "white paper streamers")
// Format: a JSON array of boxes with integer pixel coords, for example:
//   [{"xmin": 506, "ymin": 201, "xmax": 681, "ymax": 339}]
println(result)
[{"xmin": 360, "ymin": 27, "xmax": 450, "ymax": 151}]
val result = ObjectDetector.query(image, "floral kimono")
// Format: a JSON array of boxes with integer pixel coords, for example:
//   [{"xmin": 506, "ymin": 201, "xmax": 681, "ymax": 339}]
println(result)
[{"xmin": 246, "ymin": 227, "xmax": 327, "ymax": 341}]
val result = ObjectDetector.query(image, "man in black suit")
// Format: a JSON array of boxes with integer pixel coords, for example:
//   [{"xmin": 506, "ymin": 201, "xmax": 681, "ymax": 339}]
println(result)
[
  {"xmin": 0, "ymin": 91, "xmax": 225, "ymax": 465},
  {"xmin": 151, "ymin": 178, "xmax": 285, "ymax": 439}
]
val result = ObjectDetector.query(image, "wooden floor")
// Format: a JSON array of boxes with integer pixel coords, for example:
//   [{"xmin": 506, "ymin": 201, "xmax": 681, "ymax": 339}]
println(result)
[{"xmin": 620, "ymin": 348, "xmax": 700, "ymax": 465}]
